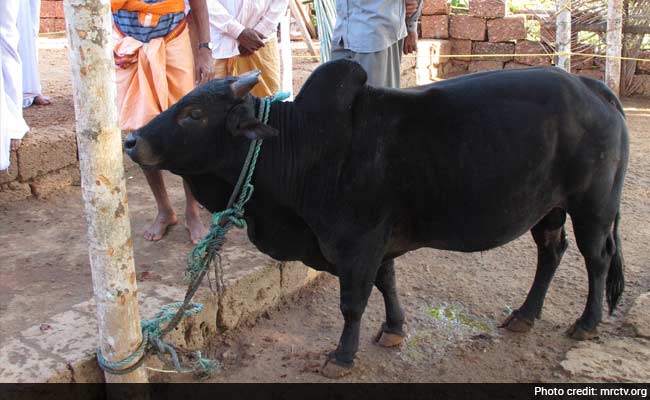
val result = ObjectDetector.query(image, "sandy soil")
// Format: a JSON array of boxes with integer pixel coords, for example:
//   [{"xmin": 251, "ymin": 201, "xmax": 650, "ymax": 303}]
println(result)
[{"xmin": 3, "ymin": 41, "xmax": 649, "ymax": 383}]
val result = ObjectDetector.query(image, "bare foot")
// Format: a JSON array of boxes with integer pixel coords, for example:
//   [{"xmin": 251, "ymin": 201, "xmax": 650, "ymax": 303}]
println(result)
[
  {"xmin": 185, "ymin": 212, "xmax": 208, "ymax": 244},
  {"xmin": 143, "ymin": 211, "xmax": 178, "ymax": 241},
  {"xmin": 34, "ymin": 95, "xmax": 51, "ymax": 106},
  {"xmin": 10, "ymin": 139, "xmax": 21, "ymax": 151}
]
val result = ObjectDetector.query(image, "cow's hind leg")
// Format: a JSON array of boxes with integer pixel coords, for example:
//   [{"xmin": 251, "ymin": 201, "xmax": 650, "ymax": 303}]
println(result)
[
  {"xmin": 373, "ymin": 259, "xmax": 406, "ymax": 347},
  {"xmin": 501, "ymin": 208, "xmax": 567, "ymax": 333},
  {"xmin": 566, "ymin": 211, "xmax": 623, "ymax": 340}
]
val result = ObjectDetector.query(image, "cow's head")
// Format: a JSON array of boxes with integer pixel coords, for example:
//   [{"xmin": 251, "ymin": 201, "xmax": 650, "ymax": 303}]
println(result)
[{"xmin": 124, "ymin": 70, "xmax": 278, "ymax": 174}]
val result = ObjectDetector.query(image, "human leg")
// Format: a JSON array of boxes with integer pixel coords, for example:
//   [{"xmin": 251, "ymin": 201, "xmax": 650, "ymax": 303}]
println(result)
[
  {"xmin": 0, "ymin": 0, "xmax": 28, "ymax": 169},
  {"xmin": 183, "ymin": 179, "xmax": 207, "ymax": 244},
  {"xmin": 165, "ymin": 28, "xmax": 207, "ymax": 243},
  {"xmin": 142, "ymin": 168, "xmax": 178, "ymax": 241}
]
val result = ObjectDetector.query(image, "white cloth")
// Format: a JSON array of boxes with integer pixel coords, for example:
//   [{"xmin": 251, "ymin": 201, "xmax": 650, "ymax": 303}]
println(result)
[
  {"xmin": 207, "ymin": 0, "xmax": 288, "ymax": 59},
  {"xmin": 1, "ymin": 0, "xmax": 29, "ymax": 171},
  {"xmin": 18, "ymin": 0, "xmax": 42, "ymax": 107}
]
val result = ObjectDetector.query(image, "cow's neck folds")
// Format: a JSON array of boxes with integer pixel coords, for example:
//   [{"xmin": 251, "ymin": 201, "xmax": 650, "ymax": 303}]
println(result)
[{"xmin": 213, "ymin": 96, "xmax": 314, "ymax": 213}]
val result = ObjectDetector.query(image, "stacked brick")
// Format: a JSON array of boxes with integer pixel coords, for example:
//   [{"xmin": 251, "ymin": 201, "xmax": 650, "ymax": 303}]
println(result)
[
  {"xmin": 40, "ymin": 0, "xmax": 66, "ymax": 33},
  {"xmin": 417, "ymin": 0, "xmax": 553, "ymax": 83},
  {"xmin": 0, "ymin": 127, "xmax": 81, "ymax": 205}
]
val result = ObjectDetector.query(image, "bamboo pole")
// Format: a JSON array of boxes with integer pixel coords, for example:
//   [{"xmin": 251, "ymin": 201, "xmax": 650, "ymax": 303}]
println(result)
[
  {"xmin": 295, "ymin": 0, "xmax": 317, "ymax": 39},
  {"xmin": 289, "ymin": 0, "xmax": 318, "ymax": 56},
  {"xmin": 605, "ymin": 0, "xmax": 624, "ymax": 96},
  {"xmin": 556, "ymin": 0, "xmax": 572, "ymax": 71},
  {"xmin": 63, "ymin": 0, "xmax": 148, "ymax": 383}
]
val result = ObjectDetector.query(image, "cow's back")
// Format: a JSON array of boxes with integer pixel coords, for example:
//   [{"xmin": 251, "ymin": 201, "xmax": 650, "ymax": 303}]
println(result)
[{"xmin": 366, "ymin": 67, "xmax": 628, "ymax": 253}]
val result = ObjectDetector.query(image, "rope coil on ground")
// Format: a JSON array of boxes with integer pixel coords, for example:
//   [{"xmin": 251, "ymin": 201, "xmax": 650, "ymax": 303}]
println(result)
[{"xmin": 97, "ymin": 91, "xmax": 290, "ymax": 377}]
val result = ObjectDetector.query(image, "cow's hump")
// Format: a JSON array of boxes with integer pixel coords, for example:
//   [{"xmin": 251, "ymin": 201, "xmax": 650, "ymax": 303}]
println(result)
[{"xmin": 294, "ymin": 59, "xmax": 367, "ymax": 114}]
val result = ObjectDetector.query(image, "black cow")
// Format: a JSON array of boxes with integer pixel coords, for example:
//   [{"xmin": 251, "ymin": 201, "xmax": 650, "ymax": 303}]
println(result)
[{"xmin": 125, "ymin": 60, "xmax": 628, "ymax": 378}]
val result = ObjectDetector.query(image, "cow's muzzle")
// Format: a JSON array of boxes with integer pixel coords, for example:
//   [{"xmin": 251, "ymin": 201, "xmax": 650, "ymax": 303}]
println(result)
[{"xmin": 124, "ymin": 132, "xmax": 161, "ymax": 168}]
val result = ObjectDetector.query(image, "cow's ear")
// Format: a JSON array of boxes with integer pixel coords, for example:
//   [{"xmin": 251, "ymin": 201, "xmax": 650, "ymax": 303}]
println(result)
[
  {"xmin": 226, "ymin": 105, "xmax": 279, "ymax": 140},
  {"xmin": 235, "ymin": 118, "xmax": 279, "ymax": 140},
  {"xmin": 230, "ymin": 70, "xmax": 261, "ymax": 98}
]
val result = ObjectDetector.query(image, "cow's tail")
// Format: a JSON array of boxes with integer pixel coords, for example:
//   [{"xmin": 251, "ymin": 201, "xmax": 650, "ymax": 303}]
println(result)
[
  {"xmin": 579, "ymin": 76, "xmax": 626, "ymax": 118},
  {"xmin": 606, "ymin": 212, "xmax": 625, "ymax": 314}
]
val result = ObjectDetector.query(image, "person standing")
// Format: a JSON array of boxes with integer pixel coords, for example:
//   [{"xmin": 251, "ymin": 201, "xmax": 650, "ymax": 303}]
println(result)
[
  {"xmin": 18, "ymin": 0, "xmax": 51, "ymax": 108},
  {"xmin": 207, "ymin": 0, "xmax": 288, "ymax": 97},
  {"xmin": 112, "ymin": 0, "xmax": 213, "ymax": 243},
  {"xmin": 330, "ymin": 0, "xmax": 422, "ymax": 88},
  {"xmin": 0, "ymin": 0, "xmax": 29, "ymax": 171}
]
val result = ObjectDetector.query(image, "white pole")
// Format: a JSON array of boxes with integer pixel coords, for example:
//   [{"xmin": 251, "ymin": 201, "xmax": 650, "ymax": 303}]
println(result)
[
  {"xmin": 280, "ymin": 9, "xmax": 294, "ymax": 100},
  {"xmin": 605, "ymin": 0, "xmax": 623, "ymax": 96},
  {"xmin": 63, "ymin": 0, "xmax": 148, "ymax": 383},
  {"xmin": 556, "ymin": 0, "xmax": 572, "ymax": 71}
]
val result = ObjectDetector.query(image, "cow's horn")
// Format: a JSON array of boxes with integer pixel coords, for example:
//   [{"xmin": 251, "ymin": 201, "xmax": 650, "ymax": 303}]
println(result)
[{"xmin": 231, "ymin": 70, "xmax": 261, "ymax": 98}]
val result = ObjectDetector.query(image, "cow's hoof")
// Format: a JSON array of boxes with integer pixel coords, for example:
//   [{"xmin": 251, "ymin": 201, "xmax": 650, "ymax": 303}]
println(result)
[
  {"xmin": 373, "ymin": 325, "xmax": 405, "ymax": 347},
  {"xmin": 499, "ymin": 312, "xmax": 534, "ymax": 333},
  {"xmin": 320, "ymin": 355, "xmax": 353, "ymax": 379},
  {"xmin": 566, "ymin": 320, "xmax": 598, "ymax": 340}
]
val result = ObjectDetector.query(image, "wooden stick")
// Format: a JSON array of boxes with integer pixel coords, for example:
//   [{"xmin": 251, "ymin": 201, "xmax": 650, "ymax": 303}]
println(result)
[
  {"xmin": 289, "ymin": 0, "xmax": 317, "ymax": 56},
  {"xmin": 295, "ymin": 0, "xmax": 317, "ymax": 39}
]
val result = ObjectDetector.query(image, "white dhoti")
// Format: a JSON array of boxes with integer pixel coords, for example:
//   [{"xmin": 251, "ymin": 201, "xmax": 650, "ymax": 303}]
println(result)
[
  {"xmin": 18, "ymin": 0, "xmax": 42, "ymax": 107},
  {"xmin": 1, "ymin": 0, "xmax": 29, "ymax": 171}
]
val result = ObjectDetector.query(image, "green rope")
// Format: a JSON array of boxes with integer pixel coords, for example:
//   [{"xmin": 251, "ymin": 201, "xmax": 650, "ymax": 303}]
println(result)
[{"xmin": 97, "ymin": 91, "xmax": 290, "ymax": 376}]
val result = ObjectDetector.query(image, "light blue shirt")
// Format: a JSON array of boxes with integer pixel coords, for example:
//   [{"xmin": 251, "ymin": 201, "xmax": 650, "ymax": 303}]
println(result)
[{"xmin": 332, "ymin": 0, "xmax": 421, "ymax": 53}]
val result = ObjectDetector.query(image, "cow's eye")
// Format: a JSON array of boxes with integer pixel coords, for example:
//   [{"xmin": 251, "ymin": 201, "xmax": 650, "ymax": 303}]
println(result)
[{"xmin": 190, "ymin": 109, "xmax": 203, "ymax": 120}]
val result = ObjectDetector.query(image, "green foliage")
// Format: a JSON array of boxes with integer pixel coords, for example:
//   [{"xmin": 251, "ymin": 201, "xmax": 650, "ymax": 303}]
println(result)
[
  {"xmin": 427, "ymin": 305, "xmax": 494, "ymax": 333},
  {"xmin": 509, "ymin": 0, "xmax": 555, "ymax": 12},
  {"xmin": 451, "ymin": 0, "xmax": 469, "ymax": 9}
]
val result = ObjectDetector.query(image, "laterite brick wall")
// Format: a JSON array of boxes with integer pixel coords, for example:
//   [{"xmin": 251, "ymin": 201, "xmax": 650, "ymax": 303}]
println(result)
[
  {"xmin": 416, "ymin": 0, "xmax": 650, "ymax": 96},
  {"xmin": 40, "ymin": 0, "xmax": 66, "ymax": 33}
]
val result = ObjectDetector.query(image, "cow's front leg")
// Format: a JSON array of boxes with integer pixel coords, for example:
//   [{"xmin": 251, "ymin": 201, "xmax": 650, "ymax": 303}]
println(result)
[
  {"xmin": 321, "ymin": 259, "xmax": 377, "ymax": 379},
  {"xmin": 373, "ymin": 259, "xmax": 405, "ymax": 347}
]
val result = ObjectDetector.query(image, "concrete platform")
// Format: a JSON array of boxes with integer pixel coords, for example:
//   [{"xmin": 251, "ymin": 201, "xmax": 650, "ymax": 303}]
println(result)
[{"xmin": 0, "ymin": 169, "xmax": 320, "ymax": 383}]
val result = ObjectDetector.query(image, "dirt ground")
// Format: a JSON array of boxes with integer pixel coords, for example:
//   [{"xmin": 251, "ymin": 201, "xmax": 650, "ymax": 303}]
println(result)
[{"xmin": 3, "ymin": 41, "xmax": 649, "ymax": 382}]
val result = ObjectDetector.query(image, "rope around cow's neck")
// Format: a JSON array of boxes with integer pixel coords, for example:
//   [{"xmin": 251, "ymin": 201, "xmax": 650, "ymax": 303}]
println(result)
[{"xmin": 97, "ymin": 91, "xmax": 290, "ymax": 377}]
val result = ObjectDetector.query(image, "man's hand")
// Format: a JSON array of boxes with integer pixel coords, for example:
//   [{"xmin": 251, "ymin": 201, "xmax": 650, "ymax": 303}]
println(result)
[
  {"xmin": 237, "ymin": 28, "xmax": 265, "ymax": 54},
  {"xmin": 404, "ymin": 31, "xmax": 417, "ymax": 55},
  {"xmin": 238, "ymin": 30, "xmax": 266, "ymax": 56},
  {"xmin": 195, "ymin": 47, "xmax": 214, "ymax": 84},
  {"xmin": 406, "ymin": 0, "xmax": 418, "ymax": 15},
  {"xmin": 238, "ymin": 44, "xmax": 253, "ymax": 57}
]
